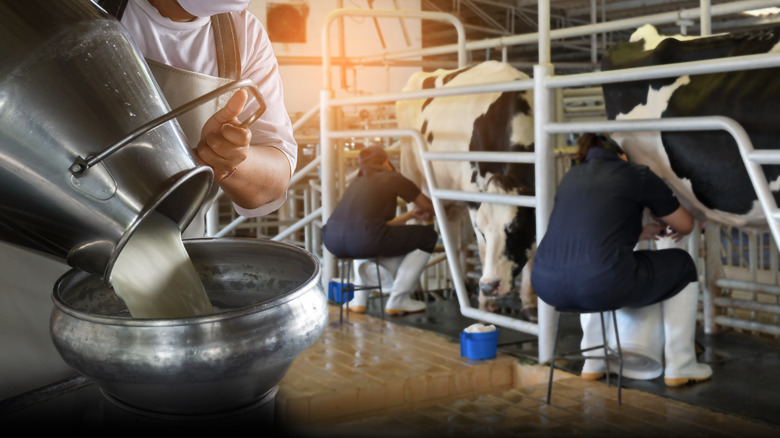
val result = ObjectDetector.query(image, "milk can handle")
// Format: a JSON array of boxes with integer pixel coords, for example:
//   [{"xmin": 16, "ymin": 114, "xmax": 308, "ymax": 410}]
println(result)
[{"xmin": 70, "ymin": 79, "xmax": 267, "ymax": 176}]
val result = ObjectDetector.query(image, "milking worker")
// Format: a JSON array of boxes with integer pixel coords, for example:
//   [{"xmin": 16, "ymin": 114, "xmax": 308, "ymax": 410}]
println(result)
[
  {"xmin": 322, "ymin": 146, "xmax": 438, "ymax": 315},
  {"xmin": 0, "ymin": 0, "xmax": 296, "ymax": 400},
  {"xmin": 531, "ymin": 133, "xmax": 712, "ymax": 387}
]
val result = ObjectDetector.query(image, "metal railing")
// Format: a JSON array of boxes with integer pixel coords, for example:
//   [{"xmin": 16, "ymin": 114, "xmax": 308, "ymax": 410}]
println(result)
[{"xmin": 210, "ymin": 1, "xmax": 780, "ymax": 362}]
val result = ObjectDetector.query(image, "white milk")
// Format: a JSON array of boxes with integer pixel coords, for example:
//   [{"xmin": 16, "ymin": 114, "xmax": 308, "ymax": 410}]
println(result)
[{"xmin": 110, "ymin": 211, "xmax": 213, "ymax": 318}]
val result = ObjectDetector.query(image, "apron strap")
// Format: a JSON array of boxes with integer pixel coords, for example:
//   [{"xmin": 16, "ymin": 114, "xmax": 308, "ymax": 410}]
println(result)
[
  {"xmin": 96, "ymin": 0, "xmax": 129, "ymax": 19},
  {"xmin": 211, "ymin": 13, "xmax": 241, "ymax": 81},
  {"xmin": 96, "ymin": 2, "xmax": 240, "ymax": 81}
]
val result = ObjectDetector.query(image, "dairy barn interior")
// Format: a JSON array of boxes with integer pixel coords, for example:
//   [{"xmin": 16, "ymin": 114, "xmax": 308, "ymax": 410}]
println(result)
[{"xmin": 3, "ymin": 0, "xmax": 780, "ymax": 435}]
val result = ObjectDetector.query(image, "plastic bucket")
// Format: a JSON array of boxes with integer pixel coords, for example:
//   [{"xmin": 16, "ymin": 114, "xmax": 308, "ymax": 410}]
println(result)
[
  {"xmin": 328, "ymin": 280, "xmax": 354, "ymax": 303},
  {"xmin": 460, "ymin": 329, "xmax": 499, "ymax": 360}
]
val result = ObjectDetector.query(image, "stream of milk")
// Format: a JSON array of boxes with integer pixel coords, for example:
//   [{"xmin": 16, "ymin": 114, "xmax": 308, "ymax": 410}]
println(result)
[{"xmin": 110, "ymin": 211, "xmax": 213, "ymax": 318}]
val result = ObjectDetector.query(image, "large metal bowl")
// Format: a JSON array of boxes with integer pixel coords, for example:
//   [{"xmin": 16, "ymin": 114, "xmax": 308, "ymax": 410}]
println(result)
[{"xmin": 50, "ymin": 238, "xmax": 328, "ymax": 417}]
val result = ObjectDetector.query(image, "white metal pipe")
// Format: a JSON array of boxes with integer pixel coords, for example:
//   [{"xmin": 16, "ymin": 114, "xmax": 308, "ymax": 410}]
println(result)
[
  {"xmin": 273, "ymin": 207, "xmax": 323, "ymax": 242},
  {"xmin": 205, "ymin": 196, "xmax": 220, "ymax": 237},
  {"xmin": 533, "ymin": 62, "xmax": 557, "ymax": 364},
  {"xmin": 546, "ymin": 116, "xmax": 780, "ymax": 252},
  {"xmin": 431, "ymin": 189, "xmax": 536, "ymax": 208},
  {"xmin": 322, "ymin": 8, "xmax": 467, "ymax": 90},
  {"xmin": 292, "ymin": 104, "xmax": 320, "ymax": 131},
  {"xmin": 320, "ymin": 8, "xmax": 469, "ymax": 289},
  {"xmin": 747, "ymin": 150, "xmax": 780, "ymax": 164},
  {"xmin": 716, "ymin": 278, "xmax": 780, "ymax": 296},
  {"xmin": 548, "ymin": 52, "xmax": 780, "ymax": 89},
  {"xmin": 714, "ymin": 315, "xmax": 780, "ymax": 336},
  {"xmin": 326, "ymin": 52, "xmax": 780, "ymax": 116},
  {"xmin": 213, "ymin": 214, "xmax": 244, "ymax": 237},
  {"xmin": 590, "ymin": 0, "xmax": 598, "ymax": 64},
  {"xmin": 212, "ymin": 155, "xmax": 322, "ymax": 238},
  {"xmin": 423, "ymin": 151, "xmax": 535, "ymax": 163},
  {"xmin": 329, "ymin": 76, "xmax": 534, "ymax": 107},
  {"xmin": 291, "ymin": 156, "xmax": 322, "ymax": 186},
  {"xmin": 348, "ymin": 1, "xmax": 775, "ymax": 65},
  {"xmin": 326, "ymin": 127, "xmax": 540, "ymax": 336},
  {"xmin": 700, "ymin": 0, "xmax": 712, "ymax": 36},
  {"xmin": 538, "ymin": 0, "xmax": 551, "ymax": 65},
  {"xmin": 320, "ymin": 88, "xmax": 336, "ymax": 290}
]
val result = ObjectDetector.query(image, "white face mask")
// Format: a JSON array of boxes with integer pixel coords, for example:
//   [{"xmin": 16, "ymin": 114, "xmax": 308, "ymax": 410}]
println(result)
[{"xmin": 177, "ymin": 0, "xmax": 251, "ymax": 17}]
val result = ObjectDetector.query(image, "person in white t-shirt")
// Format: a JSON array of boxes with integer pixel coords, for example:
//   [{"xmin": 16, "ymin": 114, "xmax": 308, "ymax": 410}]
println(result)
[
  {"xmin": 0, "ymin": 0, "xmax": 297, "ymax": 401},
  {"xmin": 119, "ymin": 0, "xmax": 298, "ymax": 229}
]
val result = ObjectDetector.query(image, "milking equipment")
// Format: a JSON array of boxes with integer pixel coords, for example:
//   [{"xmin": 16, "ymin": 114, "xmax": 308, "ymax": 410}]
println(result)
[{"xmin": 0, "ymin": 0, "xmax": 328, "ymax": 420}]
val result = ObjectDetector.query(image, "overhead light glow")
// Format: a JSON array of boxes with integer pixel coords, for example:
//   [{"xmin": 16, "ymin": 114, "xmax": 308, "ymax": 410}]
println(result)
[{"xmin": 743, "ymin": 7, "xmax": 780, "ymax": 17}]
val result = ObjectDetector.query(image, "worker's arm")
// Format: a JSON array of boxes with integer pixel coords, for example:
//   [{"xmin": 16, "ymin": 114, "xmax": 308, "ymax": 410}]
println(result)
[
  {"xmin": 658, "ymin": 205, "xmax": 694, "ymax": 236},
  {"xmin": 194, "ymin": 90, "xmax": 291, "ymax": 210}
]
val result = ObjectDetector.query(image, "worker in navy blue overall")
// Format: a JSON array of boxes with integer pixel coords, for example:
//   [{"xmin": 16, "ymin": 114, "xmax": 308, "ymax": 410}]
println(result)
[
  {"xmin": 323, "ymin": 146, "xmax": 437, "ymax": 315},
  {"xmin": 532, "ymin": 133, "xmax": 712, "ymax": 387}
]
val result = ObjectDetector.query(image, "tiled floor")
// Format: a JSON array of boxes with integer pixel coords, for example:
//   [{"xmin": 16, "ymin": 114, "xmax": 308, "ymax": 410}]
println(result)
[{"xmin": 275, "ymin": 306, "xmax": 780, "ymax": 438}]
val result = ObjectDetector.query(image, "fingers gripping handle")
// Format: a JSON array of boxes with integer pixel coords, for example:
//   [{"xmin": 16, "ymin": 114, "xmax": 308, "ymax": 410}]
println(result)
[{"xmin": 70, "ymin": 79, "xmax": 267, "ymax": 176}]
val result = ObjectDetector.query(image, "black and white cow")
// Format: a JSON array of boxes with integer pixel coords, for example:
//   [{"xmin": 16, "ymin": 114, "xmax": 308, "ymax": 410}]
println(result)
[
  {"xmin": 396, "ymin": 60, "xmax": 538, "ymax": 319},
  {"xmin": 602, "ymin": 24, "xmax": 780, "ymax": 230},
  {"xmin": 583, "ymin": 24, "xmax": 780, "ymax": 377}
]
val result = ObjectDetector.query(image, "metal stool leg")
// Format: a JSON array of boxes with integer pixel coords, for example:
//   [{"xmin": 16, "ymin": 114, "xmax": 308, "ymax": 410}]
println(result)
[
  {"xmin": 547, "ymin": 308, "xmax": 623, "ymax": 406},
  {"xmin": 344, "ymin": 259, "xmax": 353, "ymax": 322},
  {"xmin": 611, "ymin": 310, "xmax": 623, "ymax": 405},
  {"xmin": 338, "ymin": 258, "xmax": 353, "ymax": 325},
  {"xmin": 374, "ymin": 259, "xmax": 384, "ymax": 319},
  {"xmin": 338, "ymin": 259, "xmax": 346, "ymax": 324},
  {"xmin": 547, "ymin": 310, "xmax": 563, "ymax": 404},
  {"xmin": 599, "ymin": 311, "xmax": 611, "ymax": 388}
]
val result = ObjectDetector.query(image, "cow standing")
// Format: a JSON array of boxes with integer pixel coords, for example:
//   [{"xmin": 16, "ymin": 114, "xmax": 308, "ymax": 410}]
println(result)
[
  {"xmin": 604, "ymin": 24, "xmax": 780, "ymax": 228},
  {"xmin": 396, "ymin": 60, "xmax": 538, "ymax": 320},
  {"xmin": 585, "ymin": 24, "xmax": 780, "ymax": 381}
]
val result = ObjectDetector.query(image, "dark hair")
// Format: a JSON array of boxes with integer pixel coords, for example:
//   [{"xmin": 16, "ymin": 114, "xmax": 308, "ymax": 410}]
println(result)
[
  {"xmin": 357, "ymin": 146, "xmax": 393, "ymax": 176},
  {"xmin": 358, "ymin": 146, "xmax": 388, "ymax": 168},
  {"xmin": 575, "ymin": 133, "xmax": 625, "ymax": 163}
]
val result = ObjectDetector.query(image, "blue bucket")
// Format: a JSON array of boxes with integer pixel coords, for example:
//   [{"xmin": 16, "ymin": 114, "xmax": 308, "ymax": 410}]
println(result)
[
  {"xmin": 327, "ymin": 280, "xmax": 354, "ymax": 303},
  {"xmin": 460, "ymin": 329, "xmax": 499, "ymax": 360}
]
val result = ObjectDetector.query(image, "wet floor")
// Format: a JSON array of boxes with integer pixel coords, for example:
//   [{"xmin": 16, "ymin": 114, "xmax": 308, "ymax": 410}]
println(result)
[
  {"xmin": 275, "ymin": 300, "xmax": 780, "ymax": 438},
  {"xmin": 4, "ymin": 293, "xmax": 778, "ymax": 436},
  {"xmin": 392, "ymin": 296, "xmax": 780, "ymax": 428}
]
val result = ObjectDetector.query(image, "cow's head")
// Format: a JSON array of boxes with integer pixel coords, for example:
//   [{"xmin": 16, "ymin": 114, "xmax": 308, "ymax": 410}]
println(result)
[
  {"xmin": 469, "ymin": 173, "xmax": 536, "ymax": 312},
  {"xmin": 466, "ymin": 89, "xmax": 536, "ymax": 313}
]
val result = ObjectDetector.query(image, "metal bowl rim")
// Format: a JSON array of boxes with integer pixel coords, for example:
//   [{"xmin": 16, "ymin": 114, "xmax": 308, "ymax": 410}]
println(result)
[{"xmin": 51, "ymin": 237, "xmax": 321, "ymax": 327}]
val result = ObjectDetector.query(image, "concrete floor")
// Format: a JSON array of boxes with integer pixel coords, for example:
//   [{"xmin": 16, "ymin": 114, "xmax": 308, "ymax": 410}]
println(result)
[
  {"xmin": 3, "ymin": 294, "xmax": 778, "ymax": 437},
  {"xmin": 342, "ymin": 293, "xmax": 780, "ymax": 431},
  {"xmin": 274, "ymin": 301, "xmax": 780, "ymax": 438}
]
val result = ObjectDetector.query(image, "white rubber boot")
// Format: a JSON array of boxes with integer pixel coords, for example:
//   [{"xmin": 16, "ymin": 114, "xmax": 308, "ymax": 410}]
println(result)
[
  {"xmin": 345, "ymin": 289, "xmax": 370, "ymax": 313},
  {"xmin": 662, "ymin": 282, "xmax": 712, "ymax": 387},
  {"xmin": 344, "ymin": 259, "xmax": 372, "ymax": 313},
  {"xmin": 385, "ymin": 249, "xmax": 430, "ymax": 315},
  {"xmin": 357, "ymin": 256, "xmax": 404, "ymax": 293},
  {"xmin": 579, "ymin": 312, "xmax": 609, "ymax": 380}
]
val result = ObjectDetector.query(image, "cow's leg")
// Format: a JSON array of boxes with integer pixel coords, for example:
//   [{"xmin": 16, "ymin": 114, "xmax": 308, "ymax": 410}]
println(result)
[
  {"xmin": 475, "ymin": 238, "xmax": 502, "ymax": 313},
  {"xmin": 385, "ymin": 249, "xmax": 431, "ymax": 315},
  {"xmin": 518, "ymin": 255, "xmax": 538, "ymax": 322}
]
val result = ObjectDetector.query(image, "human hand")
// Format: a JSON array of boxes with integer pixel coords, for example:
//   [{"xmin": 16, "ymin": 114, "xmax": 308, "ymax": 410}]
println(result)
[
  {"xmin": 194, "ymin": 89, "xmax": 252, "ymax": 182},
  {"xmin": 660, "ymin": 226, "xmax": 685, "ymax": 242},
  {"xmin": 639, "ymin": 222, "xmax": 666, "ymax": 242},
  {"xmin": 412, "ymin": 207, "xmax": 433, "ymax": 222}
]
